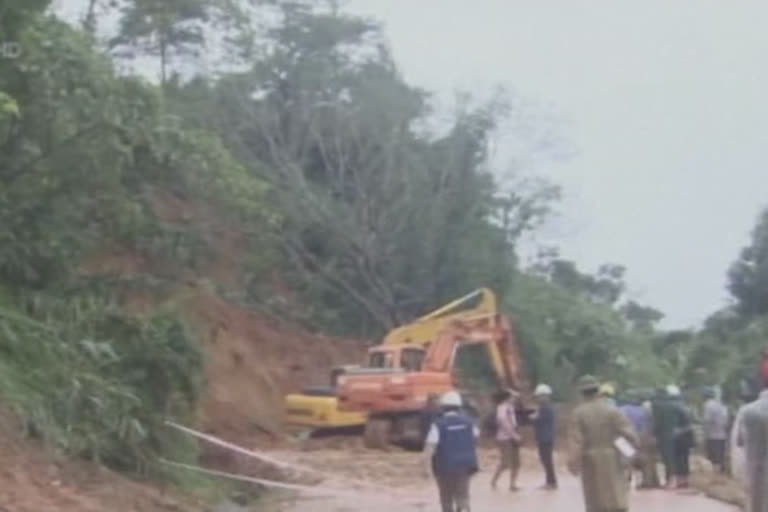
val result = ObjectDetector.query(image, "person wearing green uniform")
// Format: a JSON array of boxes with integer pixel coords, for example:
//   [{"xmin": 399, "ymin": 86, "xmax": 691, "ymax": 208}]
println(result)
[
  {"xmin": 652, "ymin": 386, "xmax": 677, "ymax": 488},
  {"xmin": 568, "ymin": 375, "xmax": 638, "ymax": 512}
]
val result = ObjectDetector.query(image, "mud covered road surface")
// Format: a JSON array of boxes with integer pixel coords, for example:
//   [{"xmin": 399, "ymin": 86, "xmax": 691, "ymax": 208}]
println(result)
[{"xmin": 266, "ymin": 443, "xmax": 739, "ymax": 512}]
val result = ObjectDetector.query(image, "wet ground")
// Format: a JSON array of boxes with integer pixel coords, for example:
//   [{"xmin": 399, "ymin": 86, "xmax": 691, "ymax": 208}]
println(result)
[{"xmin": 266, "ymin": 444, "xmax": 739, "ymax": 512}]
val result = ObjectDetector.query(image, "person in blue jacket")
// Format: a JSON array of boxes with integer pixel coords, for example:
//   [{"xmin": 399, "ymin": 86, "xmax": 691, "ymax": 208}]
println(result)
[
  {"xmin": 422, "ymin": 390, "xmax": 479, "ymax": 512},
  {"xmin": 532, "ymin": 383, "xmax": 558, "ymax": 490}
]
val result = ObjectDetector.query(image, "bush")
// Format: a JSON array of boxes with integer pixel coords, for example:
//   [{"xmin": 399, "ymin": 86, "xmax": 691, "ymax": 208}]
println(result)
[{"xmin": 0, "ymin": 294, "xmax": 203, "ymax": 476}]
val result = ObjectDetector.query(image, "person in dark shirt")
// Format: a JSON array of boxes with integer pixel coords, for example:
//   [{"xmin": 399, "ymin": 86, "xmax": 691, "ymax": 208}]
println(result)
[
  {"xmin": 668, "ymin": 386, "xmax": 694, "ymax": 489},
  {"xmin": 653, "ymin": 387, "xmax": 677, "ymax": 488},
  {"xmin": 532, "ymin": 383, "xmax": 557, "ymax": 490}
]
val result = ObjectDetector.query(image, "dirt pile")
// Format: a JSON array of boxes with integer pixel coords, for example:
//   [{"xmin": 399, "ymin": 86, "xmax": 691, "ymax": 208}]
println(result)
[
  {"xmin": 184, "ymin": 288, "xmax": 366, "ymax": 445},
  {"xmin": 148, "ymin": 191, "xmax": 368, "ymax": 444}
]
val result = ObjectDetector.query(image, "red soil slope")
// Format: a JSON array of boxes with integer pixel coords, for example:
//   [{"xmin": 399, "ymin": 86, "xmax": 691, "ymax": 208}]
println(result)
[
  {"xmin": 0, "ymin": 410, "xmax": 201, "ymax": 512},
  {"xmin": 185, "ymin": 289, "xmax": 366, "ymax": 445}
]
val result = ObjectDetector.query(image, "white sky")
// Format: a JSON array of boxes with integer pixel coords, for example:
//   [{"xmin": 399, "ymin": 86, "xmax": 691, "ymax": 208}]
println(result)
[
  {"xmin": 54, "ymin": 0, "xmax": 768, "ymax": 329},
  {"xmin": 345, "ymin": 0, "xmax": 768, "ymax": 329}
]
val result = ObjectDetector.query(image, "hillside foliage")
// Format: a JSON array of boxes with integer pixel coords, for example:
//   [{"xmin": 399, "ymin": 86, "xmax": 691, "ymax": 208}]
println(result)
[{"xmin": 0, "ymin": 0, "xmax": 764, "ymax": 486}]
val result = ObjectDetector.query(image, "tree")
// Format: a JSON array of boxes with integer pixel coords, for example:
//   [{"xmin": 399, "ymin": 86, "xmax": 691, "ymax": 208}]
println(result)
[
  {"xmin": 111, "ymin": 0, "xmax": 208, "ymax": 86},
  {"xmin": 533, "ymin": 254, "xmax": 626, "ymax": 306},
  {"xmin": 173, "ymin": 1, "xmax": 556, "ymax": 333},
  {"xmin": 0, "ymin": 91, "xmax": 19, "ymax": 119},
  {"xmin": 682, "ymin": 207, "xmax": 768, "ymax": 401},
  {"xmin": 0, "ymin": 16, "xmax": 154, "ymax": 288},
  {"xmin": 0, "ymin": 0, "xmax": 51, "ymax": 37},
  {"xmin": 728, "ymin": 207, "xmax": 768, "ymax": 317},
  {"xmin": 505, "ymin": 271, "xmax": 668, "ymax": 397},
  {"xmin": 620, "ymin": 300, "xmax": 664, "ymax": 332},
  {"xmin": 82, "ymin": 0, "xmax": 121, "ymax": 35}
]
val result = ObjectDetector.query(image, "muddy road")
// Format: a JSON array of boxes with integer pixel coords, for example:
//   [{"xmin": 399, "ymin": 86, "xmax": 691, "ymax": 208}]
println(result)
[{"xmin": 265, "ymin": 443, "xmax": 738, "ymax": 512}]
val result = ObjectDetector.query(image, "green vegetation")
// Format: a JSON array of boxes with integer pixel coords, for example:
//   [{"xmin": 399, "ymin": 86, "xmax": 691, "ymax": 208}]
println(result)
[
  {"xmin": 0, "ymin": 0, "xmax": 267, "ymax": 482},
  {"xmin": 506, "ymin": 256, "xmax": 669, "ymax": 399},
  {"xmin": 0, "ymin": 298, "xmax": 201, "ymax": 474},
  {"xmin": 0, "ymin": 0, "xmax": 765, "ymax": 493},
  {"xmin": 683, "ymin": 209, "xmax": 768, "ymax": 401}
]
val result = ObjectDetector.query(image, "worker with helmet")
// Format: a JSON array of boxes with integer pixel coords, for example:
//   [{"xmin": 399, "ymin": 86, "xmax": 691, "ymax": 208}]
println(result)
[
  {"xmin": 599, "ymin": 382, "xmax": 617, "ymax": 407},
  {"xmin": 422, "ymin": 390, "xmax": 479, "ymax": 512},
  {"xmin": 567, "ymin": 375, "xmax": 638, "ymax": 512},
  {"xmin": 532, "ymin": 383, "xmax": 558, "ymax": 490}
]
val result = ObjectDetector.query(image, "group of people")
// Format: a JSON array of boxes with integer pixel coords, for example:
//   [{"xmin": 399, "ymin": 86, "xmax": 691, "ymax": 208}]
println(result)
[
  {"xmin": 489, "ymin": 384, "xmax": 557, "ymax": 491},
  {"xmin": 420, "ymin": 383, "xmax": 558, "ymax": 512},
  {"xmin": 611, "ymin": 383, "xmax": 716, "ymax": 490},
  {"xmin": 566, "ymin": 376, "xmax": 729, "ymax": 512},
  {"xmin": 419, "ymin": 375, "xmax": 737, "ymax": 512}
]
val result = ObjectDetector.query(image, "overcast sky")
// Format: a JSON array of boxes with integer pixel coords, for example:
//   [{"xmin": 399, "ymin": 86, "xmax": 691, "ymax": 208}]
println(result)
[{"xmin": 343, "ymin": 0, "xmax": 768, "ymax": 328}]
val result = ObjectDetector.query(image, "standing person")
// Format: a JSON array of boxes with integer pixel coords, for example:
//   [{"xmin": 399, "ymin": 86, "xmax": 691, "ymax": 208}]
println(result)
[
  {"xmin": 422, "ymin": 390, "xmax": 479, "ymax": 512},
  {"xmin": 733, "ymin": 380, "xmax": 760, "ymax": 482},
  {"xmin": 640, "ymin": 392, "xmax": 661, "ymax": 488},
  {"xmin": 532, "ymin": 383, "xmax": 558, "ymax": 490},
  {"xmin": 567, "ymin": 375, "xmax": 638, "ymax": 512},
  {"xmin": 490, "ymin": 389, "xmax": 522, "ymax": 491},
  {"xmin": 738, "ymin": 382, "xmax": 768, "ymax": 512},
  {"xmin": 653, "ymin": 387, "xmax": 677, "ymax": 488},
  {"xmin": 736, "ymin": 356, "xmax": 768, "ymax": 512},
  {"xmin": 668, "ymin": 385, "xmax": 694, "ymax": 489},
  {"xmin": 702, "ymin": 387, "xmax": 729, "ymax": 473},
  {"xmin": 619, "ymin": 391, "xmax": 657, "ymax": 489}
]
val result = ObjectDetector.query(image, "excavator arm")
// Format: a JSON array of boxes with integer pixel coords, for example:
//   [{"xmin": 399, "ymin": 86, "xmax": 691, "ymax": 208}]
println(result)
[
  {"xmin": 381, "ymin": 288, "xmax": 498, "ymax": 348},
  {"xmin": 421, "ymin": 313, "xmax": 521, "ymax": 390}
]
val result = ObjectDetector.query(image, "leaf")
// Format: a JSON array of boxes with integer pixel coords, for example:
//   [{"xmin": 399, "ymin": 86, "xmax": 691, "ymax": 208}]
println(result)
[{"xmin": 0, "ymin": 91, "xmax": 20, "ymax": 118}]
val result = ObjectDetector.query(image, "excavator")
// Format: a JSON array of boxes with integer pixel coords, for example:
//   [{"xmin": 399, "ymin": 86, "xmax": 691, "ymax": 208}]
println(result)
[
  {"xmin": 283, "ymin": 288, "xmax": 521, "ymax": 437},
  {"xmin": 335, "ymin": 288, "xmax": 524, "ymax": 448}
]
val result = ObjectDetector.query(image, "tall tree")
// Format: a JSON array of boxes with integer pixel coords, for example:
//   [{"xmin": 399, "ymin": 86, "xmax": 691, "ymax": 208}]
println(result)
[
  {"xmin": 728, "ymin": 207, "xmax": 768, "ymax": 317},
  {"xmin": 174, "ymin": 1, "xmax": 556, "ymax": 332},
  {"xmin": 533, "ymin": 255, "xmax": 626, "ymax": 306},
  {"xmin": 620, "ymin": 300, "xmax": 664, "ymax": 332},
  {"xmin": 110, "ymin": 0, "xmax": 208, "ymax": 86},
  {"xmin": 0, "ymin": 0, "xmax": 51, "ymax": 37}
]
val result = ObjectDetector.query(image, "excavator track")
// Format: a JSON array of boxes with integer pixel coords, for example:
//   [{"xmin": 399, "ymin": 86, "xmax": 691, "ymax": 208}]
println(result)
[{"xmin": 363, "ymin": 417, "xmax": 392, "ymax": 450}]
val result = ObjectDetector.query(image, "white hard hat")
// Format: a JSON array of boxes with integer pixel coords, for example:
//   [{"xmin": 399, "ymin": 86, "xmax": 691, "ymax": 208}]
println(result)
[
  {"xmin": 534, "ymin": 383, "xmax": 553, "ymax": 396},
  {"xmin": 440, "ymin": 390, "xmax": 463, "ymax": 407},
  {"xmin": 666, "ymin": 384, "xmax": 681, "ymax": 397}
]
